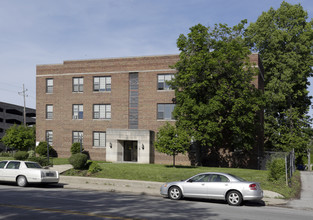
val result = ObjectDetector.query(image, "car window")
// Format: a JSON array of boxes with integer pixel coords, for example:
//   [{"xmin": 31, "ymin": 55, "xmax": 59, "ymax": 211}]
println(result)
[
  {"xmin": 25, "ymin": 162, "xmax": 42, "ymax": 168},
  {"xmin": 227, "ymin": 174, "xmax": 246, "ymax": 182},
  {"xmin": 6, "ymin": 161, "xmax": 21, "ymax": 169},
  {"xmin": 0, "ymin": 161, "xmax": 7, "ymax": 168},
  {"xmin": 209, "ymin": 174, "xmax": 230, "ymax": 182},
  {"xmin": 188, "ymin": 174, "xmax": 210, "ymax": 182}
]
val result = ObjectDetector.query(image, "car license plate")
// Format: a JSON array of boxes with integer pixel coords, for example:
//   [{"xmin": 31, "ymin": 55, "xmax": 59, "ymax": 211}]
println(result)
[{"xmin": 46, "ymin": 172, "xmax": 55, "ymax": 177}]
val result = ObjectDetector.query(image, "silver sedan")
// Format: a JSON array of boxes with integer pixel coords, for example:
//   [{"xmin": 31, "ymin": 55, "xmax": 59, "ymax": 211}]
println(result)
[{"xmin": 160, "ymin": 172, "xmax": 263, "ymax": 206}]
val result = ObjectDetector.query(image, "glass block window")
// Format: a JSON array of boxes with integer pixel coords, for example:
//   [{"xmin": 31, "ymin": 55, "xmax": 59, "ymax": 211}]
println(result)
[
  {"xmin": 93, "ymin": 104, "xmax": 111, "ymax": 119},
  {"xmin": 157, "ymin": 104, "xmax": 175, "ymax": 120},
  {"xmin": 94, "ymin": 76, "xmax": 111, "ymax": 92},
  {"xmin": 93, "ymin": 132, "xmax": 106, "ymax": 147}
]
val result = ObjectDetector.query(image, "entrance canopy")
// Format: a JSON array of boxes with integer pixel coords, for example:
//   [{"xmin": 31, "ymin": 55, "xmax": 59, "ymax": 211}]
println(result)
[{"xmin": 106, "ymin": 129, "xmax": 154, "ymax": 163}]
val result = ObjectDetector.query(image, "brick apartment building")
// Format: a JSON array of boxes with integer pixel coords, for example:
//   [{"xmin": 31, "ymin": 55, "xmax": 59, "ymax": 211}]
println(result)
[{"xmin": 36, "ymin": 54, "xmax": 264, "ymax": 166}]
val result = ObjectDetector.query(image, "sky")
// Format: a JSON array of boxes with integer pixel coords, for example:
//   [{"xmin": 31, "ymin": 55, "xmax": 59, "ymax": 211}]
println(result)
[{"xmin": 0, "ymin": 0, "xmax": 313, "ymax": 113}]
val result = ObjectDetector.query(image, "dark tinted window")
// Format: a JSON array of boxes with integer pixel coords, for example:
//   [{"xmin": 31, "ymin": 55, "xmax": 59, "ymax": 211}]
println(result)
[
  {"xmin": 0, "ymin": 161, "xmax": 7, "ymax": 168},
  {"xmin": 6, "ymin": 161, "xmax": 20, "ymax": 169}
]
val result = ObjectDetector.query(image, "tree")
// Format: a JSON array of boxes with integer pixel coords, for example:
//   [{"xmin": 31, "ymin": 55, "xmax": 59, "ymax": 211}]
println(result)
[
  {"xmin": 171, "ymin": 22, "xmax": 263, "ymax": 166},
  {"xmin": 1, "ymin": 125, "xmax": 35, "ymax": 151},
  {"xmin": 245, "ymin": 1, "xmax": 313, "ymax": 155},
  {"xmin": 155, "ymin": 122, "xmax": 190, "ymax": 167}
]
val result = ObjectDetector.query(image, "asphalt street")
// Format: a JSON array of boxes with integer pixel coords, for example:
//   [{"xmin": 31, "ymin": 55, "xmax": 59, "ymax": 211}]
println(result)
[{"xmin": 1, "ymin": 184, "xmax": 313, "ymax": 220}]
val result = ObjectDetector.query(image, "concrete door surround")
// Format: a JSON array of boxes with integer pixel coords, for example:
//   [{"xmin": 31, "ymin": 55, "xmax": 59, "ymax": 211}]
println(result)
[{"xmin": 106, "ymin": 128, "xmax": 153, "ymax": 163}]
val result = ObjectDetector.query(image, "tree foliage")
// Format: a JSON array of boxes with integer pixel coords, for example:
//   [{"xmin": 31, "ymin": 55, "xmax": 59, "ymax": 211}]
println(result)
[
  {"xmin": 245, "ymin": 1, "xmax": 313, "ymax": 154},
  {"xmin": 1, "ymin": 125, "xmax": 35, "ymax": 151},
  {"xmin": 155, "ymin": 122, "xmax": 190, "ymax": 167},
  {"xmin": 171, "ymin": 22, "xmax": 263, "ymax": 160}
]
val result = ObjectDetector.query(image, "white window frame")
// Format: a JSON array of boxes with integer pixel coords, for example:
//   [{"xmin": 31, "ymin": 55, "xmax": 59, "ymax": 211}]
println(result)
[
  {"xmin": 46, "ymin": 78, "xmax": 53, "ymax": 93},
  {"xmin": 158, "ymin": 74, "xmax": 174, "ymax": 90},
  {"xmin": 73, "ymin": 77, "xmax": 84, "ymax": 92},
  {"xmin": 73, "ymin": 131, "xmax": 83, "ymax": 144},
  {"xmin": 94, "ymin": 76, "xmax": 111, "ymax": 92},
  {"xmin": 73, "ymin": 104, "xmax": 83, "ymax": 119},
  {"xmin": 93, "ymin": 104, "xmax": 111, "ymax": 119},
  {"xmin": 46, "ymin": 105, "xmax": 53, "ymax": 119},
  {"xmin": 93, "ymin": 131, "xmax": 106, "ymax": 147},
  {"xmin": 157, "ymin": 104, "xmax": 175, "ymax": 120}
]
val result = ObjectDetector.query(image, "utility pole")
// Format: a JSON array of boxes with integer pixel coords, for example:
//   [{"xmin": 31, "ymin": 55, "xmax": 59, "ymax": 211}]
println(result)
[{"xmin": 18, "ymin": 84, "xmax": 28, "ymax": 126}]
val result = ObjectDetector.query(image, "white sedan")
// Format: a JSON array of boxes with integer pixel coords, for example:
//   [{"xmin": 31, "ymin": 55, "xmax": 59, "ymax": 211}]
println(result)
[
  {"xmin": 160, "ymin": 172, "xmax": 263, "ymax": 206},
  {"xmin": 0, "ymin": 160, "xmax": 59, "ymax": 187}
]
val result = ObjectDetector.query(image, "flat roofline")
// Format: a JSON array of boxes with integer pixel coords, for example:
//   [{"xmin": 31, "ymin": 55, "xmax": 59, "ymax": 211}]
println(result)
[{"xmin": 36, "ymin": 54, "xmax": 180, "ymax": 67}]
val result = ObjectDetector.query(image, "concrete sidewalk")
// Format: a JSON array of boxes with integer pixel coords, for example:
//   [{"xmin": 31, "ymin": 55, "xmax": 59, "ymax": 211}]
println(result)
[
  {"xmin": 287, "ymin": 171, "xmax": 313, "ymax": 211},
  {"xmin": 49, "ymin": 164, "xmax": 293, "ymax": 207}
]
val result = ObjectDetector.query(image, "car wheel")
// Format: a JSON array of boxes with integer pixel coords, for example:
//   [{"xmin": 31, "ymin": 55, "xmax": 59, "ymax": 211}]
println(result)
[
  {"xmin": 16, "ymin": 175, "xmax": 28, "ymax": 187},
  {"xmin": 226, "ymin": 190, "xmax": 243, "ymax": 206},
  {"xmin": 168, "ymin": 186, "xmax": 182, "ymax": 200}
]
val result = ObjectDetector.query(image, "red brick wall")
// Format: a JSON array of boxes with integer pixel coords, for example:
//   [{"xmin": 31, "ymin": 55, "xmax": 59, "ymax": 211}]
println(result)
[{"xmin": 36, "ymin": 54, "xmax": 264, "ymax": 165}]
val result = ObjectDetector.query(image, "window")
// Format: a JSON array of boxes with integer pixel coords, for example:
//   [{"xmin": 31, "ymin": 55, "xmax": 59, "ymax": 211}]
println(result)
[
  {"xmin": 94, "ymin": 76, "xmax": 111, "ymax": 92},
  {"xmin": 73, "ymin": 131, "xmax": 83, "ymax": 144},
  {"xmin": 188, "ymin": 174, "xmax": 210, "ymax": 182},
  {"xmin": 209, "ymin": 174, "xmax": 230, "ymax": 183},
  {"xmin": 93, "ymin": 132, "xmax": 106, "ymax": 147},
  {"xmin": 46, "ymin": 78, "xmax": 53, "ymax": 93},
  {"xmin": 73, "ymin": 104, "xmax": 83, "ymax": 119},
  {"xmin": 93, "ymin": 104, "xmax": 111, "ymax": 119},
  {"xmin": 46, "ymin": 130, "xmax": 53, "ymax": 146},
  {"xmin": 46, "ymin": 105, "xmax": 53, "ymax": 119},
  {"xmin": 73, "ymin": 77, "xmax": 84, "ymax": 92},
  {"xmin": 6, "ymin": 161, "xmax": 20, "ymax": 169},
  {"xmin": 0, "ymin": 161, "xmax": 7, "ymax": 169},
  {"xmin": 158, "ymin": 74, "xmax": 174, "ymax": 90},
  {"xmin": 157, "ymin": 104, "xmax": 175, "ymax": 120}
]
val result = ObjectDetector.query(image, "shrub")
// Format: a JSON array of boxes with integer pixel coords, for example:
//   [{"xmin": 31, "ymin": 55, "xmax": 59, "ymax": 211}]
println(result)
[
  {"xmin": 28, "ymin": 150, "xmax": 36, "ymax": 158},
  {"xmin": 69, "ymin": 153, "xmax": 88, "ymax": 169},
  {"xmin": 71, "ymin": 142, "xmax": 83, "ymax": 155},
  {"xmin": 14, "ymin": 151, "xmax": 29, "ymax": 160},
  {"xmin": 0, "ymin": 152, "xmax": 11, "ymax": 157},
  {"xmin": 268, "ymin": 158, "xmax": 285, "ymax": 181},
  {"xmin": 28, "ymin": 156, "xmax": 52, "ymax": 167},
  {"xmin": 35, "ymin": 142, "xmax": 57, "ymax": 157},
  {"xmin": 88, "ymin": 161, "xmax": 102, "ymax": 174},
  {"xmin": 36, "ymin": 142, "xmax": 52, "ymax": 156}
]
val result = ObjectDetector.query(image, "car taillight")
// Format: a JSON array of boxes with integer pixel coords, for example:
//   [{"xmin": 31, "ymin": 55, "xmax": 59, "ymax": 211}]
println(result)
[{"xmin": 249, "ymin": 184, "xmax": 257, "ymax": 190}]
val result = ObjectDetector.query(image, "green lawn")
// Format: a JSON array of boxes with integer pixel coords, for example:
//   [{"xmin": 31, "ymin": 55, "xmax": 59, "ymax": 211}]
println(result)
[
  {"xmin": 79, "ymin": 162, "xmax": 300, "ymax": 199},
  {"xmin": 0, "ymin": 156, "xmax": 300, "ymax": 199}
]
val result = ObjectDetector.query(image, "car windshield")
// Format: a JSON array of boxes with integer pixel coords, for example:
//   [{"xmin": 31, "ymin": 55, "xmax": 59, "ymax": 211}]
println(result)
[
  {"xmin": 228, "ymin": 174, "xmax": 246, "ymax": 182},
  {"xmin": 25, "ymin": 162, "xmax": 42, "ymax": 169}
]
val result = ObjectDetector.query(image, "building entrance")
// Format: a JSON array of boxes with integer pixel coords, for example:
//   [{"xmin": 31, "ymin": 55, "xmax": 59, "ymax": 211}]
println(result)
[{"xmin": 123, "ymin": 141, "xmax": 138, "ymax": 162}]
